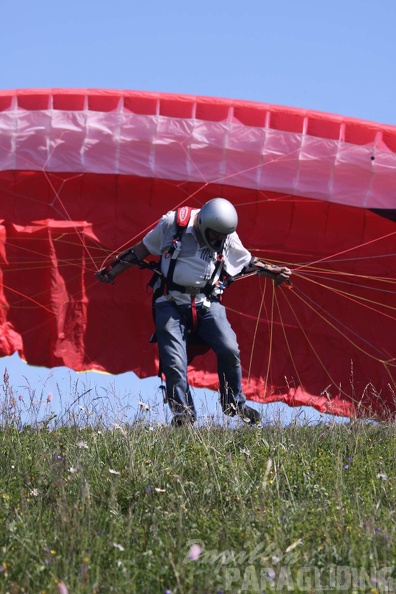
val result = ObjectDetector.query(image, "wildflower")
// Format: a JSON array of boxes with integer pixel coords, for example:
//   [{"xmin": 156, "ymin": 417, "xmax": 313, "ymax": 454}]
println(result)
[
  {"xmin": 77, "ymin": 441, "xmax": 89, "ymax": 449},
  {"xmin": 240, "ymin": 448, "xmax": 250, "ymax": 457},
  {"xmin": 109, "ymin": 469, "xmax": 120, "ymax": 475},
  {"xmin": 267, "ymin": 569, "xmax": 276, "ymax": 580},
  {"xmin": 344, "ymin": 465, "xmax": 349, "ymax": 470},
  {"xmin": 57, "ymin": 582, "xmax": 68, "ymax": 594},
  {"xmin": 139, "ymin": 401, "xmax": 151, "ymax": 411},
  {"xmin": 154, "ymin": 487, "xmax": 166, "ymax": 493},
  {"xmin": 68, "ymin": 467, "xmax": 77, "ymax": 474},
  {"xmin": 146, "ymin": 487, "xmax": 152, "ymax": 494},
  {"xmin": 285, "ymin": 539, "xmax": 303, "ymax": 553},
  {"xmin": 187, "ymin": 544, "xmax": 202, "ymax": 561},
  {"xmin": 113, "ymin": 543, "xmax": 125, "ymax": 551},
  {"xmin": 0, "ymin": 563, "xmax": 8, "ymax": 573},
  {"xmin": 29, "ymin": 488, "xmax": 39, "ymax": 497},
  {"xmin": 165, "ymin": 590, "xmax": 172, "ymax": 594},
  {"xmin": 47, "ymin": 393, "xmax": 53, "ymax": 403},
  {"xmin": 377, "ymin": 473, "xmax": 388, "ymax": 480}
]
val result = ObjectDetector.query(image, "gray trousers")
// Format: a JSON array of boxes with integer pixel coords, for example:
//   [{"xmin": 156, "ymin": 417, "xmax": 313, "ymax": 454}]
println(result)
[{"xmin": 155, "ymin": 299, "xmax": 246, "ymax": 421}]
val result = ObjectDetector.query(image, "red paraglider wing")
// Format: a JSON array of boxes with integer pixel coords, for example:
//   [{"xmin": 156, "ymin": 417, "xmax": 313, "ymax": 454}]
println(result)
[{"xmin": 0, "ymin": 89, "xmax": 395, "ymax": 419}]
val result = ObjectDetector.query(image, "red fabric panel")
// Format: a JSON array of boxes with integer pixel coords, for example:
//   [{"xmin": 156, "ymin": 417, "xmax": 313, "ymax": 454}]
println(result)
[
  {"xmin": 195, "ymin": 101, "xmax": 230, "ymax": 122},
  {"xmin": 268, "ymin": 110, "xmax": 305, "ymax": 133},
  {"xmin": 232, "ymin": 105, "xmax": 267, "ymax": 127},
  {"xmin": 88, "ymin": 94, "xmax": 121, "ymax": 112},
  {"xmin": 159, "ymin": 97, "xmax": 195, "ymax": 119},
  {"xmin": 16, "ymin": 93, "xmax": 51, "ymax": 110},
  {"xmin": 0, "ymin": 95, "xmax": 13, "ymax": 111},
  {"xmin": 123, "ymin": 94, "xmax": 158, "ymax": 115},
  {"xmin": 53, "ymin": 93, "xmax": 86, "ymax": 111},
  {"xmin": 0, "ymin": 221, "xmax": 23, "ymax": 355}
]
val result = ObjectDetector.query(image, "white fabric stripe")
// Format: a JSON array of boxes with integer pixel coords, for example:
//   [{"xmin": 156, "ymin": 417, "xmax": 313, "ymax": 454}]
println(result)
[{"xmin": 0, "ymin": 107, "xmax": 394, "ymax": 209}]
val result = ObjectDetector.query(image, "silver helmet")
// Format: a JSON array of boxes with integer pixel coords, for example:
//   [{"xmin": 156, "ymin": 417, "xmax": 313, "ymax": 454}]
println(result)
[{"xmin": 198, "ymin": 198, "xmax": 238, "ymax": 251}]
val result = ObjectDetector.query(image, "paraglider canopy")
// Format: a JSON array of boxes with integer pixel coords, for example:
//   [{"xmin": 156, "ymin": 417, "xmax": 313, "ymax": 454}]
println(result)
[{"xmin": 0, "ymin": 89, "xmax": 395, "ymax": 420}]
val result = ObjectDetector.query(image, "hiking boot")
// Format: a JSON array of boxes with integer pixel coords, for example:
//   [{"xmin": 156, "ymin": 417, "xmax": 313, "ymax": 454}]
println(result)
[
  {"xmin": 171, "ymin": 414, "xmax": 195, "ymax": 428},
  {"xmin": 223, "ymin": 403, "xmax": 238, "ymax": 417},
  {"xmin": 223, "ymin": 403, "xmax": 261, "ymax": 425},
  {"xmin": 237, "ymin": 405, "xmax": 261, "ymax": 425}
]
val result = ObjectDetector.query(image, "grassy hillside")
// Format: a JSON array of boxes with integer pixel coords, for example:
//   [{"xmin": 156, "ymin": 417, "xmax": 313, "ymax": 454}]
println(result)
[{"xmin": 1, "ymin": 415, "xmax": 396, "ymax": 593}]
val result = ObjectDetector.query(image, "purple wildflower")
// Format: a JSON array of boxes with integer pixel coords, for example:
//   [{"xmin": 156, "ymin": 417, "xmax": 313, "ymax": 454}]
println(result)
[{"xmin": 267, "ymin": 569, "xmax": 276, "ymax": 579}]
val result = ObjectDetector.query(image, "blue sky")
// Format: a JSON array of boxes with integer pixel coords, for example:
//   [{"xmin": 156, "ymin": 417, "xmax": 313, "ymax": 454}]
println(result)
[
  {"xmin": 2, "ymin": 0, "xmax": 395, "ymax": 125},
  {"xmin": 1, "ymin": 0, "xmax": 395, "ymax": 424}
]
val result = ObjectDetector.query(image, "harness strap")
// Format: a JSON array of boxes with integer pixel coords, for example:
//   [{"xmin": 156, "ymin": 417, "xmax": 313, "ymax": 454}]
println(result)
[
  {"xmin": 190, "ymin": 296, "xmax": 198, "ymax": 332},
  {"xmin": 202, "ymin": 252, "xmax": 225, "ymax": 298},
  {"xmin": 148, "ymin": 207, "xmax": 228, "ymax": 300}
]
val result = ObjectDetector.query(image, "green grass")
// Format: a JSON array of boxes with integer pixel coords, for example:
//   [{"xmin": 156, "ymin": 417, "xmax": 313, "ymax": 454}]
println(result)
[{"xmin": 1, "ymin": 416, "xmax": 396, "ymax": 593}]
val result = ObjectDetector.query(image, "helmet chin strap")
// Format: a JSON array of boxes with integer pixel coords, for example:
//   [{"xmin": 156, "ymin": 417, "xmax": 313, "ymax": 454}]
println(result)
[{"xmin": 205, "ymin": 232, "xmax": 224, "ymax": 252}]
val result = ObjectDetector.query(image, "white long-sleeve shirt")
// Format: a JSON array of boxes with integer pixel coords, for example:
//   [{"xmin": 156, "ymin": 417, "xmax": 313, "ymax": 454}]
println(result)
[{"xmin": 143, "ymin": 209, "xmax": 252, "ymax": 305}]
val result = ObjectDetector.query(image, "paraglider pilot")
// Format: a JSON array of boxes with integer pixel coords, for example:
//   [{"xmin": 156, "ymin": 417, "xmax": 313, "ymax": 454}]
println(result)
[{"xmin": 96, "ymin": 198, "xmax": 292, "ymax": 426}]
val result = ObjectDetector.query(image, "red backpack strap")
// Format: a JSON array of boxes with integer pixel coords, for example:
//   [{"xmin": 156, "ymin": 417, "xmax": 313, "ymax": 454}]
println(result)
[{"xmin": 175, "ymin": 206, "xmax": 192, "ymax": 232}]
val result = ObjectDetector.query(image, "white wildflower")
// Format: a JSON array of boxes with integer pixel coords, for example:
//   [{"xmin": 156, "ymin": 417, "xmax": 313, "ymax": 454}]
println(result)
[
  {"xmin": 139, "ymin": 401, "xmax": 151, "ymax": 411},
  {"xmin": 113, "ymin": 542, "xmax": 125, "ymax": 551},
  {"xmin": 285, "ymin": 539, "xmax": 303, "ymax": 553}
]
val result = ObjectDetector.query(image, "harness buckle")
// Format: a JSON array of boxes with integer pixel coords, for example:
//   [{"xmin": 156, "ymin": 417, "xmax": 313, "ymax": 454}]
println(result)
[
  {"xmin": 170, "ymin": 240, "xmax": 181, "ymax": 259},
  {"xmin": 202, "ymin": 297, "xmax": 212, "ymax": 309}
]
